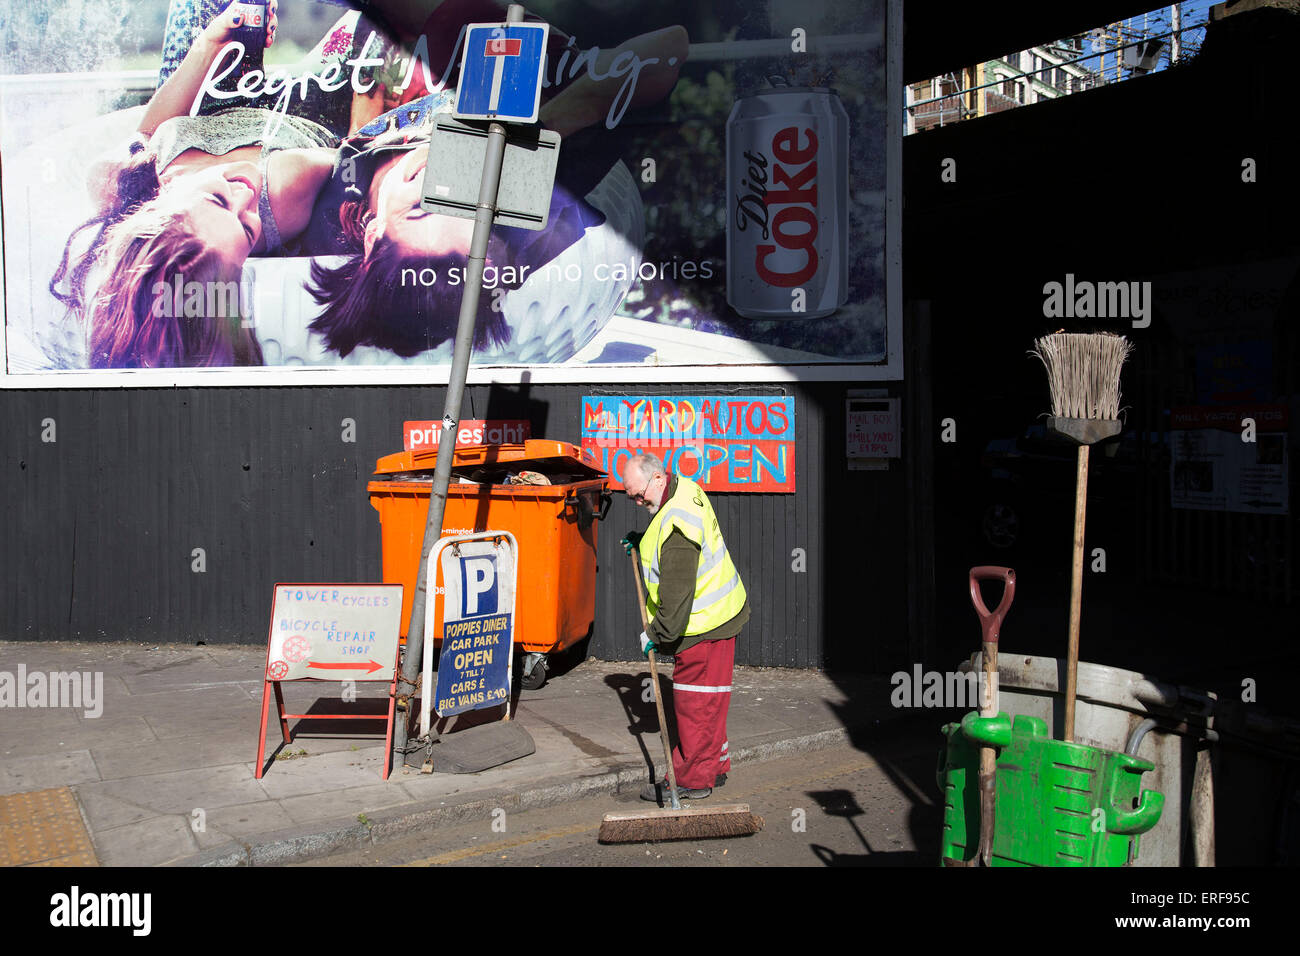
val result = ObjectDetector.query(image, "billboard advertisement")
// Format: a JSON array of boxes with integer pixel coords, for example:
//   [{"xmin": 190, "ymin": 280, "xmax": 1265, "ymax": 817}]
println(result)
[{"xmin": 1, "ymin": 0, "xmax": 899, "ymax": 386}]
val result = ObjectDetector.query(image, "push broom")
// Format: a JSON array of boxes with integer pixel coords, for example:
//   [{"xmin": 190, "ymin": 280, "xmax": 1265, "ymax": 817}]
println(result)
[
  {"xmin": 1030, "ymin": 331, "xmax": 1133, "ymax": 742},
  {"xmin": 598, "ymin": 552, "xmax": 763, "ymax": 843}
]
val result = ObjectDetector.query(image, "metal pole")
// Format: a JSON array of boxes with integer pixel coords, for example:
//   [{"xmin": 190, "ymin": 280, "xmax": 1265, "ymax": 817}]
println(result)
[
  {"xmin": 1171, "ymin": 4, "xmax": 1182, "ymax": 64},
  {"xmin": 392, "ymin": 3, "xmax": 525, "ymax": 768}
]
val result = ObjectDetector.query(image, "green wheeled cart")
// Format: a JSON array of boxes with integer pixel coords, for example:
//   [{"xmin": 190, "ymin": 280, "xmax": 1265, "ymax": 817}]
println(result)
[{"xmin": 939, "ymin": 711, "xmax": 1165, "ymax": 866}]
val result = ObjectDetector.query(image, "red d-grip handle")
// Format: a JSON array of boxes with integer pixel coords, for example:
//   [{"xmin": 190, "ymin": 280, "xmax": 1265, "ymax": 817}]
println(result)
[{"xmin": 969, "ymin": 566, "xmax": 1015, "ymax": 645}]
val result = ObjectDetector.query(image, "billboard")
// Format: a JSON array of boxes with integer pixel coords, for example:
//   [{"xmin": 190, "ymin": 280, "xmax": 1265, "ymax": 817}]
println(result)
[{"xmin": 1, "ymin": 0, "xmax": 900, "ymax": 386}]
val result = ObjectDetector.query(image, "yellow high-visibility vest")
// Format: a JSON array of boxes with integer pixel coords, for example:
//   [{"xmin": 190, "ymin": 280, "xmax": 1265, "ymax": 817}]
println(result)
[{"xmin": 638, "ymin": 475, "xmax": 746, "ymax": 635}]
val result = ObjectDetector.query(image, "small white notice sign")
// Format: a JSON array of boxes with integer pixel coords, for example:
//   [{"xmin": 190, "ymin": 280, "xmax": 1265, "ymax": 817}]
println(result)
[{"xmin": 847, "ymin": 395, "xmax": 901, "ymax": 463}]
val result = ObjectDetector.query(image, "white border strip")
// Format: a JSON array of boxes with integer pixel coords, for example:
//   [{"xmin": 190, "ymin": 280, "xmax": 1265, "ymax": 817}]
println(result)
[{"xmin": 0, "ymin": 362, "xmax": 895, "ymax": 388}]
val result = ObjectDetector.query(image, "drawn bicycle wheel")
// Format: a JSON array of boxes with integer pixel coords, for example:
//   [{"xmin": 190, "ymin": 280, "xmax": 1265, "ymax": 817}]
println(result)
[
  {"xmin": 267, "ymin": 660, "xmax": 289, "ymax": 680},
  {"xmin": 283, "ymin": 635, "xmax": 311, "ymax": 663}
]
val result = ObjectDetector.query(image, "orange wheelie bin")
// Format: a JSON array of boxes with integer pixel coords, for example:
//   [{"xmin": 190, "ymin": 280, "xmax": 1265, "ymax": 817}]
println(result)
[{"xmin": 368, "ymin": 439, "xmax": 610, "ymax": 689}]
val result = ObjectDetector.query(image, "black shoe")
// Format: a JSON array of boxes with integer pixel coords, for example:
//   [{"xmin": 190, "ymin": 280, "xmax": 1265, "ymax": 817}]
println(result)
[
  {"xmin": 640, "ymin": 780, "xmax": 712, "ymax": 803},
  {"xmin": 715, "ymin": 772, "xmax": 727, "ymax": 788}
]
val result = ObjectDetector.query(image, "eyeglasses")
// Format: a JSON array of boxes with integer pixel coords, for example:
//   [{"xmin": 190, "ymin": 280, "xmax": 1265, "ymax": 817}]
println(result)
[{"xmin": 625, "ymin": 472, "xmax": 658, "ymax": 503}]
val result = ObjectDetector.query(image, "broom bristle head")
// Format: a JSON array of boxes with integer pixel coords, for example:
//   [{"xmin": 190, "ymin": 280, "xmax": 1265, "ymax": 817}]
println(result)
[
  {"xmin": 598, "ymin": 805, "xmax": 764, "ymax": 843},
  {"xmin": 1030, "ymin": 331, "xmax": 1133, "ymax": 421}
]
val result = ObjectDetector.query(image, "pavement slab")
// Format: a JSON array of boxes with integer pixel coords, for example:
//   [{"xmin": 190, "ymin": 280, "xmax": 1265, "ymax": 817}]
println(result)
[
  {"xmin": 278, "ymin": 783, "xmax": 413, "ymax": 825},
  {"xmin": 78, "ymin": 763, "xmax": 270, "ymax": 816},
  {"xmin": 91, "ymin": 734, "xmax": 257, "ymax": 779},
  {"xmin": 75, "ymin": 788, "xmax": 165, "ymax": 832},
  {"xmin": 94, "ymin": 814, "xmax": 198, "ymax": 867},
  {"xmin": 201, "ymin": 801, "xmax": 296, "ymax": 843},
  {"xmin": 0, "ymin": 750, "xmax": 101, "ymax": 796}
]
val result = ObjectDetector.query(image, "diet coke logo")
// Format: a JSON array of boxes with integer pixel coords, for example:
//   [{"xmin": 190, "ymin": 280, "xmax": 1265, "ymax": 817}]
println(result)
[{"xmin": 733, "ymin": 127, "xmax": 820, "ymax": 288}]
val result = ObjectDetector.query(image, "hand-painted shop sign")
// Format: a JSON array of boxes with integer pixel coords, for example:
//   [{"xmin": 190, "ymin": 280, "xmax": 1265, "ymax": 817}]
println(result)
[
  {"xmin": 433, "ymin": 537, "xmax": 516, "ymax": 716},
  {"xmin": 265, "ymin": 584, "xmax": 403, "ymax": 682},
  {"xmin": 258, "ymin": 583, "xmax": 405, "ymax": 780},
  {"xmin": 1170, "ymin": 404, "xmax": 1288, "ymax": 431},
  {"xmin": 404, "ymin": 419, "xmax": 531, "ymax": 451},
  {"xmin": 580, "ymin": 395, "xmax": 795, "ymax": 492}
]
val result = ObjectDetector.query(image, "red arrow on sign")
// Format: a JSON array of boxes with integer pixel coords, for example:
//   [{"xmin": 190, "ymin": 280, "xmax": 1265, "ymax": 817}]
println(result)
[{"xmin": 307, "ymin": 660, "xmax": 385, "ymax": 675}]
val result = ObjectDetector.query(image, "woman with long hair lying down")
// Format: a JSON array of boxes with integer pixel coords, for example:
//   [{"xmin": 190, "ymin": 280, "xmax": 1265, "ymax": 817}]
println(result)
[{"xmin": 50, "ymin": 0, "xmax": 385, "ymax": 368}]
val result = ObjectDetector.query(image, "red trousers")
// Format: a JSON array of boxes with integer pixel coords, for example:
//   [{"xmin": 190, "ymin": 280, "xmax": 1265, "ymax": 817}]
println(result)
[{"xmin": 669, "ymin": 637, "xmax": 735, "ymax": 789}]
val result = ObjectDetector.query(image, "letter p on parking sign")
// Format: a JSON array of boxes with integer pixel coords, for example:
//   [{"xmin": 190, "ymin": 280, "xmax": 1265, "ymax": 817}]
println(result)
[
  {"xmin": 454, "ymin": 22, "xmax": 549, "ymax": 124},
  {"xmin": 462, "ymin": 555, "xmax": 498, "ymax": 615}
]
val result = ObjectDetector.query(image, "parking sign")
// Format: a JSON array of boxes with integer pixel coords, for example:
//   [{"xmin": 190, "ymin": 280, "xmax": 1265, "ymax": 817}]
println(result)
[
  {"xmin": 423, "ymin": 533, "xmax": 518, "ymax": 724},
  {"xmin": 454, "ymin": 22, "xmax": 549, "ymax": 123}
]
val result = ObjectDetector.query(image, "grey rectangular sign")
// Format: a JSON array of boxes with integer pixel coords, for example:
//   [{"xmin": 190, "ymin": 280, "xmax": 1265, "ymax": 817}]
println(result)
[{"xmin": 420, "ymin": 116, "xmax": 561, "ymax": 231}]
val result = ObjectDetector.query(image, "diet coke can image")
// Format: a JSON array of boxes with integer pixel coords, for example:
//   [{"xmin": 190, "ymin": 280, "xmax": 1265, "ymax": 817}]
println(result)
[
  {"xmin": 726, "ymin": 84, "xmax": 849, "ymax": 319},
  {"xmin": 229, "ymin": 0, "xmax": 268, "ymax": 81}
]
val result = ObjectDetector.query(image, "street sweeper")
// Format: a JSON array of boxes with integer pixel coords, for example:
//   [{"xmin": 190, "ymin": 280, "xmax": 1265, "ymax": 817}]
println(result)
[
  {"xmin": 620, "ymin": 449, "xmax": 751, "ymax": 803},
  {"xmin": 598, "ymin": 450, "xmax": 762, "ymax": 843}
]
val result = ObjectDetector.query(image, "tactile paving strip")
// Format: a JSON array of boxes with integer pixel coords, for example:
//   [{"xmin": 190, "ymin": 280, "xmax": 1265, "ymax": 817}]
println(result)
[{"xmin": 0, "ymin": 787, "xmax": 98, "ymax": 866}]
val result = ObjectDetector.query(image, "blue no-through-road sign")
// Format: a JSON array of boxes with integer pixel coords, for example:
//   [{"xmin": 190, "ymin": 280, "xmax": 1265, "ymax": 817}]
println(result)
[{"xmin": 454, "ymin": 22, "xmax": 549, "ymax": 124}]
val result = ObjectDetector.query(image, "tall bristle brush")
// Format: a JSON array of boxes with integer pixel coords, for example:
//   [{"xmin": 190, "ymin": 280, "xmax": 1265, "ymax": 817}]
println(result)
[{"xmin": 1030, "ymin": 332, "xmax": 1133, "ymax": 742}]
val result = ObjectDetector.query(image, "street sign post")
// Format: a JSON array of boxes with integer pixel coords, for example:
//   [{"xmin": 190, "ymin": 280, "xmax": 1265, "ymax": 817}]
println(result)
[{"xmin": 394, "ymin": 4, "xmax": 556, "ymax": 772}]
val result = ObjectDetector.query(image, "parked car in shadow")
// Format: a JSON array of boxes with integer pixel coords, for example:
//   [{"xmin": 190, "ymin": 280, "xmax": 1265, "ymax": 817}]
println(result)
[{"xmin": 976, "ymin": 424, "xmax": 1168, "ymax": 557}]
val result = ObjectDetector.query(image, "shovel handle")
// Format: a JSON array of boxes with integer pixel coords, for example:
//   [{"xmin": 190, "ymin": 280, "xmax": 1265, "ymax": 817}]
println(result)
[
  {"xmin": 969, "ymin": 566, "xmax": 1015, "ymax": 645},
  {"xmin": 969, "ymin": 566, "xmax": 1013, "ymax": 867}
]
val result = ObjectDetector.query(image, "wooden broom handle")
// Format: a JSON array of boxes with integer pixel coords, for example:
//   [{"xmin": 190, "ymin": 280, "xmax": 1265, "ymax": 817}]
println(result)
[
  {"xmin": 1064, "ymin": 444, "xmax": 1090, "ymax": 743},
  {"xmin": 630, "ymin": 551, "xmax": 680, "ymax": 805}
]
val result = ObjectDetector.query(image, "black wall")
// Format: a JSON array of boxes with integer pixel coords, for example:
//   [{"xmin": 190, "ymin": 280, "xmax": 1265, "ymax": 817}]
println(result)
[
  {"xmin": 903, "ymin": 7, "xmax": 1300, "ymax": 704},
  {"xmin": 1, "ymin": 381, "xmax": 916, "ymax": 671}
]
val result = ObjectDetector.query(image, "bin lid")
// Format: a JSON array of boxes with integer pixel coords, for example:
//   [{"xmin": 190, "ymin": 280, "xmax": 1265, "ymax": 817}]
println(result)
[{"xmin": 373, "ymin": 438, "xmax": 606, "ymax": 479}]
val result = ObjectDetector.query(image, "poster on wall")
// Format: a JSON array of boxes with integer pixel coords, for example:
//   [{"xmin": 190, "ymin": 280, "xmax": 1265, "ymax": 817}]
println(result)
[
  {"xmin": 1170, "ymin": 405, "xmax": 1289, "ymax": 514},
  {"xmin": 0, "ymin": 0, "xmax": 898, "ymax": 386}
]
